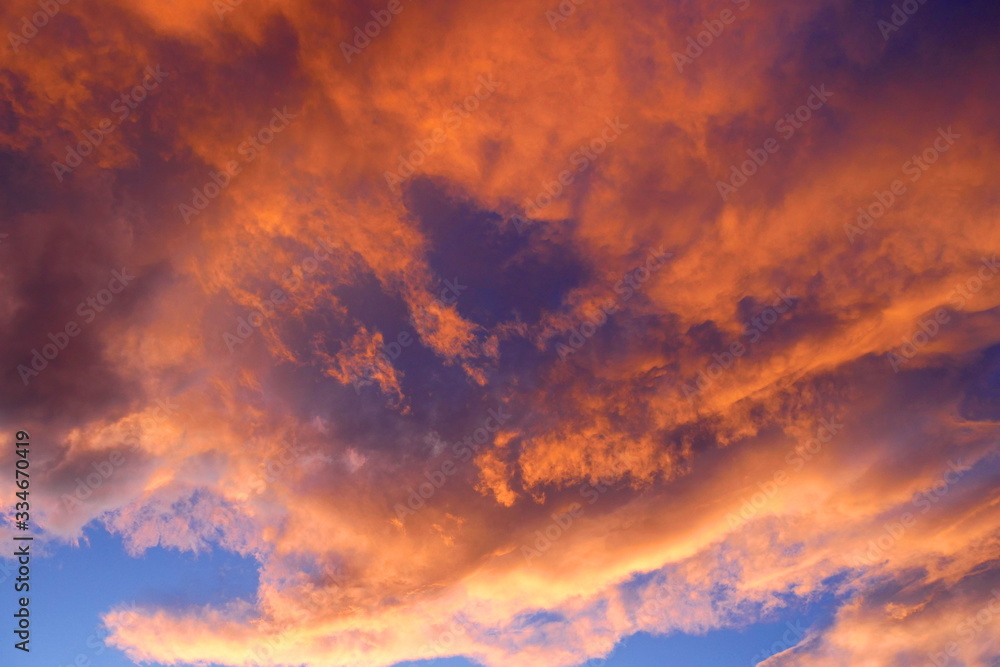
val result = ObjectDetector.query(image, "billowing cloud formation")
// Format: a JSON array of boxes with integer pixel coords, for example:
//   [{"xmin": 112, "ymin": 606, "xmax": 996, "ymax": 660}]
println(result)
[{"xmin": 1, "ymin": 0, "xmax": 999, "ymax": 665}]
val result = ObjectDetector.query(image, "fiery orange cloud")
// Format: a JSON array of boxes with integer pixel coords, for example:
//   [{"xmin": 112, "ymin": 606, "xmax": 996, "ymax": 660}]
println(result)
[{"xmin": 0, "ymin": 0, "xmax": 998, "ymax": 665}]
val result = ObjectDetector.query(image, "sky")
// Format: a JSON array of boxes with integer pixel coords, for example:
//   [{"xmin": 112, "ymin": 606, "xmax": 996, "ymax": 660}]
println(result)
[{"xmin": 0, "ymin": 0, "xmax": 999, "ymax": 666}]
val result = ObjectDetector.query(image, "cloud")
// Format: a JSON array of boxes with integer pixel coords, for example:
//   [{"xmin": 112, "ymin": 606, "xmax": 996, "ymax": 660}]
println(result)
[{"xmin": 1, "ymin": 0, "xmax": 998, "ymax": 664}]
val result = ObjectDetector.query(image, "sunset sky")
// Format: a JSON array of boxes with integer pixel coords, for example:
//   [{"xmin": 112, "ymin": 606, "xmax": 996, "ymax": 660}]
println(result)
[{"xmin": 1, "ymin": 0, "xmax": 999, "ymax": 666}]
